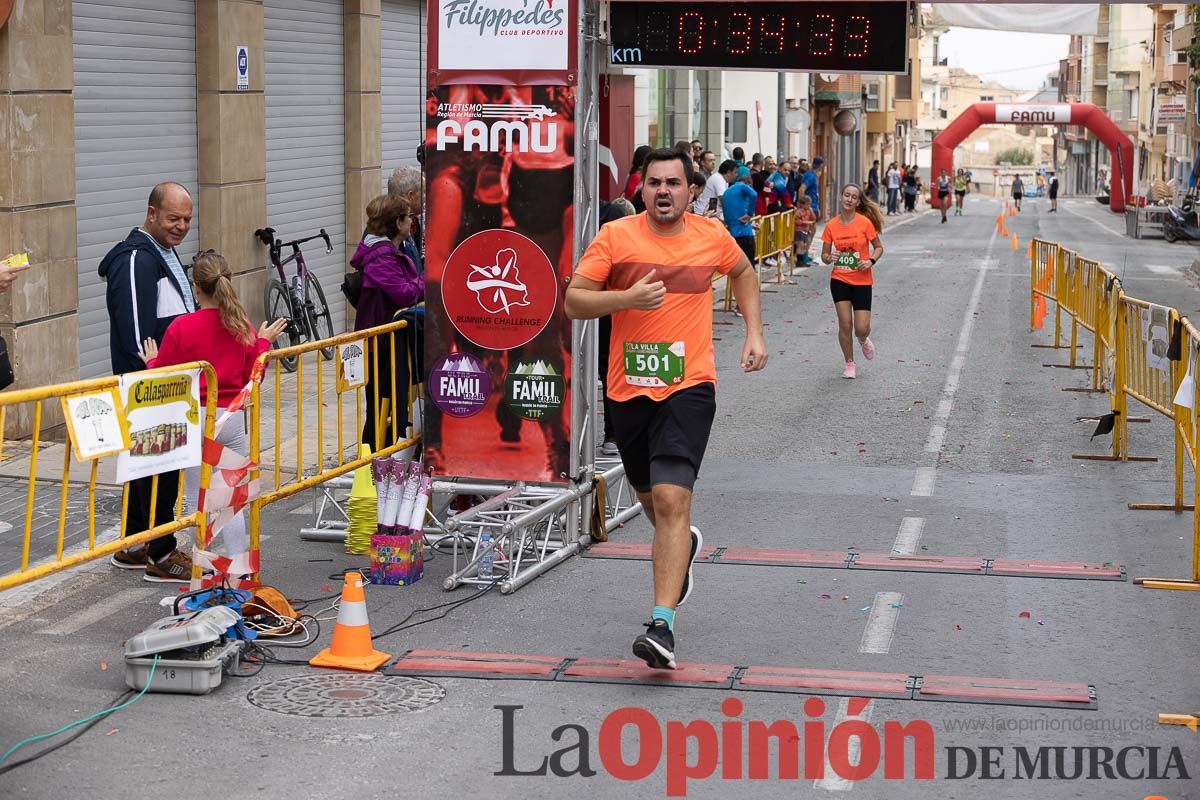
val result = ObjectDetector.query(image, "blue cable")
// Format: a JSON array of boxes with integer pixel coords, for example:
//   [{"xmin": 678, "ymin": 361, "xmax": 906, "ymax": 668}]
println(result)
[{"xmin": 0, "ymin": 654, "xmax": 159, "ymax": 765}]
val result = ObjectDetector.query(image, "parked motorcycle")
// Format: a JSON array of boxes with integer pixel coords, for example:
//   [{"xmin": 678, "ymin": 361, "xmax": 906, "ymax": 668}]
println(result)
[{"xmin": 1164, "ymin": 198, "xmax": 1200, "ymax": 244}]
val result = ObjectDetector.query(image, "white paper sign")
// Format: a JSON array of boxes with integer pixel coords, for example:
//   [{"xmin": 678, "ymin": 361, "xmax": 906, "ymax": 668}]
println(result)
[
  {"xmin": 236, "ymin": 46, "xmax": 249, "ymax": 91},
  {"xmin": 1145, "ymin": 305, "xmax": 1170, "ymax": 375},
  {"xmin": 63, "ymin": 390, "xmax": 128, "ymax": 460},
  {"xmin": 337, "ymin": 340, "xmax": 367, "ymax": 392},
  {"xmin": 437, "ymin": 0, "xmax": 568, "ymax": 71},
  {"xmin": 1173, "ymin": 349, "xmax": 1195, "ymax": 409},
  {"xmin": 115, "ymin": 368, "xmax": 203, "ymax": 483}
]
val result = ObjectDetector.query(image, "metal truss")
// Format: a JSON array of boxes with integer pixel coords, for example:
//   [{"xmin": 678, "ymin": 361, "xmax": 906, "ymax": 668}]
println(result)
[{"xmin": 430, "ymin": 456, "xmax": 641, "ymax": 594}]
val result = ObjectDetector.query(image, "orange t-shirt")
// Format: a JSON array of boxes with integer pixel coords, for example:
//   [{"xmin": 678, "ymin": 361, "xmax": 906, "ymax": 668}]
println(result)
[
  {"xmin": 576, "ymin": 213, "xmax": 743, "ymax": 402},
  {"xmin": 821, "ymin": 213, "xmax": 878, "ymax": 287}
]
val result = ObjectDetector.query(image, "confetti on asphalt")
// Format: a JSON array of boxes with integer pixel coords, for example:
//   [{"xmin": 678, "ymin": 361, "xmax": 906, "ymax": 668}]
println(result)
[
  {"xmin": 890, "ymin": 602, "xmax": 904, "ymax": 609},
  {"xmin": 920, "ymin": 545, "xmax": 929, "ymax": 550},
  {"xmin": 953, "ymin": 625, "xmax": 962, "ymax": 631},
  {"xmin": 1019, "ymin": 611, "xmax": 1031, "ymax": 619},
  {"xmin": 818, "ymin": 594, "xmax": 832, "ymax": 599},
  {"xmin": 860, "ymin": 606, "xmax": 873, "ymax": 613},
  {"xmin": 105, "ymin": 728, "xmax": 120, "ymax": 736},
  {"xmin": 841, "ymin": 595, "xmax": 850, "ymax": 601},
  {"xmin": 1037, "ymin": 619, "xmax": 1046, "ymax": 626},
  {"xmin": 100, "ymin": 660, "xmax": 108, "ymax": 671}
]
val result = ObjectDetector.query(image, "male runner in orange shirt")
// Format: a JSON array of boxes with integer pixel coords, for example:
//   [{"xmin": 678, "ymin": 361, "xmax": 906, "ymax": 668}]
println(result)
[{"xmin": 566, "ymin": 148, "xmax": 767, "ymax": 669}]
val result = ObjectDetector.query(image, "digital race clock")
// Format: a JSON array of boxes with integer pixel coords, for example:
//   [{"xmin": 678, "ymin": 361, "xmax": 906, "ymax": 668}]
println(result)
[{"xmin": 608, "ymin": 2, "xmax": 909, "ymax": 73}]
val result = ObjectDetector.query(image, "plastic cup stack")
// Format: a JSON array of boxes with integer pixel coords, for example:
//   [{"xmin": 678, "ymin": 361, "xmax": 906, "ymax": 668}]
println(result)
[{"xmin": 345, "ymin": 446, "xmax": 378, "ymax": 555}]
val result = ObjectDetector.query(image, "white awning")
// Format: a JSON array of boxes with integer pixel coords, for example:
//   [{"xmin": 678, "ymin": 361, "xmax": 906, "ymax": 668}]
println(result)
[{"xmin": 926, "ymin": 4, "xmax": 1099, "ymax": 36}]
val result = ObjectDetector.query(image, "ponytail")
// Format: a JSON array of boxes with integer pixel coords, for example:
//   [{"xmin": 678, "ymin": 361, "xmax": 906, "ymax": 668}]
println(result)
[
  {"xmin": 843, "ymin": 182, "xmax": 885, "ymax": 234},
  {"xmin": 191, "ymin": 251, "xmax": 254, "ymax": 345}
]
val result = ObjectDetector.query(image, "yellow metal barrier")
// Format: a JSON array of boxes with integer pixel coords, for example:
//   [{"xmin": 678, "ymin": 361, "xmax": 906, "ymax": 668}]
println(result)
[
  {"xmin": 776, "ymin": 209, "xmax": 796, "ymax": 282},
  {"xmin": 0, "ymin": 362, "xmax": 218, "ymax": 591},
  {"xmin": 1134, "ymin": 316, "xmax": 1200, "ymax": 590},
  {"xmin": 720, "ymin": 211, "xmax": 793, "ymax": 312},
  {"xmin": 1030, "ymin": 238, "xmax": 1200, "ymax": 590},
  {"xmin": 247, "ymin": 318, "xmax": 421, "ymax": 568}
]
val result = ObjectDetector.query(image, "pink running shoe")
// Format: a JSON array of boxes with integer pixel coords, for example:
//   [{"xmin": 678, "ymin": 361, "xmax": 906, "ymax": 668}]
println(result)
[
  {"xmin": 859, "ymin": 337, "xmax": 875, "ymax": 360},
  {"xmin": 842, "ymin": 361, "xmax": 856, "ymax": 379}
]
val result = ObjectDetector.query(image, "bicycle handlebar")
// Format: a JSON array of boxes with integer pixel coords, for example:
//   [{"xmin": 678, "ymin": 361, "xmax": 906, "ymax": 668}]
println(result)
[{"xmin": 254, "ymin": 226, "xmax": 334, "ymax": 262}]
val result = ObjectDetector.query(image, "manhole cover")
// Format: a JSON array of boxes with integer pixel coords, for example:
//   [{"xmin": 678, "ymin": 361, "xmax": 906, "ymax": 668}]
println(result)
[{"xmin": 247, "ymin": 674, "xmax": 445, "ymax": 718}]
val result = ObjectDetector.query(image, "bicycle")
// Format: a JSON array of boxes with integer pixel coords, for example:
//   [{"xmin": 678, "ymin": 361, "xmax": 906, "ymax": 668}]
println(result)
[{"xmin": 255, "ymin": 226, "xmax": 337, "ymax": 372}]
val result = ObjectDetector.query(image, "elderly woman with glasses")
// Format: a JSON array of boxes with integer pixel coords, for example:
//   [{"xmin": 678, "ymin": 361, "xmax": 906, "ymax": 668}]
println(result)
[{"xmin": 352, "ymin": 193, "xmax": 426, "ymax": 450}]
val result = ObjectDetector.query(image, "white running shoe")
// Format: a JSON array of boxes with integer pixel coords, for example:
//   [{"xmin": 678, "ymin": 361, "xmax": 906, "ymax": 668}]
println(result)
[
  {"xmin": 601, "ymin": 440, "xmax": 619, "ymax": 456},
  {"xmin": 842, "ymin": 361, "xmax": 857, "ymax": 379},
  {"xmin": 859, "ymin": 337, "xmax": 875, "ymax": 360}
]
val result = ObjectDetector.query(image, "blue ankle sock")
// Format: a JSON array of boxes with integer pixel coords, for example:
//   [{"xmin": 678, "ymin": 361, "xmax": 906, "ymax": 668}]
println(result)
[{"xmin": 652, "ymin": 606, "xmax": 676, "ymax": 631}]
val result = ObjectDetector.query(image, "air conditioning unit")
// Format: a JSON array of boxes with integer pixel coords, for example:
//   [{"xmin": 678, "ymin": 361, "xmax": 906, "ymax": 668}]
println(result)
[{"xmin": 865, "ymin": 82, "xmax": 882, "ymax": 112}]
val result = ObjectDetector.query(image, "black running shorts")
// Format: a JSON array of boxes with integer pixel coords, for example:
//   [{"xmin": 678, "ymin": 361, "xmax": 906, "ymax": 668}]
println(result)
[
  {"xmin": 610, "ymin": 383, "xmax": 716, "ymax": 493},
  {"xmin": 736, "ymin": 235, "xmax": 757, "ymax": 265},
  {"xmin": 938, "ymin": 190, "xmax": 950, "ymax": 200},
  {"xmin": 830, "ymin": 278, "xmax": 872, "ymax": 311}
]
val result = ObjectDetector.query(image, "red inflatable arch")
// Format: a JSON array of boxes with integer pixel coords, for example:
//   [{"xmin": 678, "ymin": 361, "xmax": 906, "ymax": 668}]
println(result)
[{"xmin": 930, "ymin": 102, "xmax": 1133, "ymax": 213}]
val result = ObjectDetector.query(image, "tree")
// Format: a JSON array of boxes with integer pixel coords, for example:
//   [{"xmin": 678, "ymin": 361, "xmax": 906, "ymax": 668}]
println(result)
[{"xmin": 997, "ymin": 148, "xmax": 1034, "ymax": 166}]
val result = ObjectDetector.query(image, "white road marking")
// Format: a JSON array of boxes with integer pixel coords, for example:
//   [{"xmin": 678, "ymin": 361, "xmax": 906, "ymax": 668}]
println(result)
[
  {"xmin": 814, "ymin": 698, "xmax": 875, "ymax": 791},
  {"xmin": 859, "ymin": 591, "xmax": 904, "ymax": 655},
  {"xmin": 36, "ymin": 587, "xmax": 154, "ymax": 635},
  {"xmin": 910, "ymin": 466, "xmax": 936, "ymax": 497},
  {"xmin": 1144, "ymin": 264, "xmax": 1177, "ymax": 275},
  {"xmin": 1059, "ymin": 202, "xmax": 1125, "ymax": 238},
  {"xmin": 892, "ymin": 517, "xmax": 925, "ymax": 555},
  {"xmin": 910, "ymin": 225, "xmax": 996, "ymax": 496}
]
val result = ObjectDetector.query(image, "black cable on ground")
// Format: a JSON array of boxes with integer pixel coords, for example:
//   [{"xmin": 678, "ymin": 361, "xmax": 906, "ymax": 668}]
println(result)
[{"xmin": 0, "ymin": 688, "xmax": 135, "ymax": 776}]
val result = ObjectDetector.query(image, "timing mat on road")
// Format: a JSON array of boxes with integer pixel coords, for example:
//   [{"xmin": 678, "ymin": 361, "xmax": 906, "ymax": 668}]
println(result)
[
  {"xmin": 387, "ymin": 649, "xmax": 1097, "ymax": 710},
  {"xmin": 580, "ymin": 542, "xmax": 1126, "ymax": 581}
]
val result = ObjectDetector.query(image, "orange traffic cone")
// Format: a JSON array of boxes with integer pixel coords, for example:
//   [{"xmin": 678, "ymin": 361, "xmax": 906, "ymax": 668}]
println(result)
[
  {"xmin": 1033, "ymin": 295, "xmax": 1047, "ymax": 330},
  {"xmin": 309, "ymin": 572, "xmax": 392, "ymax": 671},
  {"xmin": 1011, "ymin": 232, "xmax": 1019, "ymax": 251}
]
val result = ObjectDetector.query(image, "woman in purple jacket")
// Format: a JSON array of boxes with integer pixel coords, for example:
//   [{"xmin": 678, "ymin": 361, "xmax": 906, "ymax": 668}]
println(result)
[{"xmin": 352, "ymin": 194, "xmax": 425, "ymax": 449}]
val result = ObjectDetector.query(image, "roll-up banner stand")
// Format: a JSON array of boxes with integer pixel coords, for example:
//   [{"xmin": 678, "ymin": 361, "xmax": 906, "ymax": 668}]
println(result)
[{"xmin": 423, "ymin": 0, "xmax": 578, "ymax": 485}]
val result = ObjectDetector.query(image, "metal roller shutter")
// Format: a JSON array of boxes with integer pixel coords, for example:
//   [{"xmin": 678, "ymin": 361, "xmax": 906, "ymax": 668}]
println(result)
[
  {"xmin": 73, "ymin": 0, "xmax": 199, "ymax": 378},
  {"xmin": 381, "ymin": 0, "xmax": 425, "ymax": 189},
  {"xmin": 265, "ymin": 0, "xmax": 347, "ymax": 334}
]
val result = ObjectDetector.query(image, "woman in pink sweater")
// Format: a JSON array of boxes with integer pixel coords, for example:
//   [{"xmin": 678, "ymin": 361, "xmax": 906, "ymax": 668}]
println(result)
[{"xmin": 141, "ymin": 251, "xmax": 286, "ymax": 561}]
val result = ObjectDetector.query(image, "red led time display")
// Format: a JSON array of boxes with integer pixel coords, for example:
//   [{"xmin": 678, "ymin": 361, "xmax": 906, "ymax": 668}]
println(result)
[{"xmin": 609, "ymin": 2, "xmax": 909, "ymax": 73}]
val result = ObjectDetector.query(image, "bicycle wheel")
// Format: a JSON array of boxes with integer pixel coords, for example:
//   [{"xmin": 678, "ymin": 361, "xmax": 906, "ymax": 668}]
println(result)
[
  {"xmin": 263, "ymin": 278, "xmax": 301, "ymax": 373},
  {"xmin": 302, "ymin": 273, "xmax": 337, "ymax": 360}
]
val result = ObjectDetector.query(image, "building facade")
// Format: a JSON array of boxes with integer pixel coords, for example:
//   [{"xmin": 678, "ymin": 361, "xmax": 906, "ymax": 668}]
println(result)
[{"xmin": 0, "ymin": 0, "xmax": 429, "ymax": 433}]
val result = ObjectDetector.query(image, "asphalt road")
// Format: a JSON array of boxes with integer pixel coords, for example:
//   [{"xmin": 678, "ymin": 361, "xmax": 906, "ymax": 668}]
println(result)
[{"xmin": 2, "ymin": 194, "xmax": 1199, "ymax": 800}]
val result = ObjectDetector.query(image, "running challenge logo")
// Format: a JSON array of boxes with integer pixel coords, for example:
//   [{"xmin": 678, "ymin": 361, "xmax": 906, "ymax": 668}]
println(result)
[
  {"xmin": 438, "ymin": 0, "xmax": 568, "ymax": 71},
  {"xmin": 434, "ymin": 103, "xmax": 560, "ymax": 154},
  {"xmin": 442, "ymin": 229, "xmax": 558, "ymax": 349}
]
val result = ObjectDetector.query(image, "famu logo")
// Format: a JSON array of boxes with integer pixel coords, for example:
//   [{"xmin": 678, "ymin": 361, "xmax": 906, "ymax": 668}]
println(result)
[
  {"xmin": 442, "ymin": 0, "xmax": 565, "ymax": 37},
  {"xmin": 435, "ymin": 104, "xmax": 559, "ymax": 153},
  {"xmin": 504, "ymin": 359, "xmax": 564, "ymax": 420},
  {"xmin": 429, "ymin": 352, "xmax": 491, "ymax": 418}
]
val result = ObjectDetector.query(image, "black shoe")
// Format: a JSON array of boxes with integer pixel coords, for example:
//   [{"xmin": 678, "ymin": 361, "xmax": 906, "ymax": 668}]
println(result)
[
  {"xmin": 678, "ymin": 526, "xmax": 703, "ymax": 606},
  {"xmin": 633, "ymin": 620, "xmax": 676, "ymax": 670}
]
